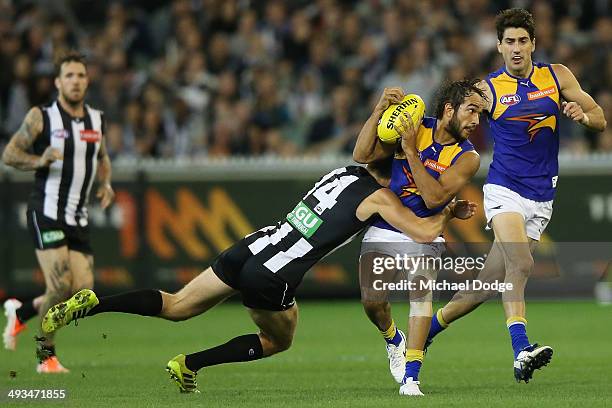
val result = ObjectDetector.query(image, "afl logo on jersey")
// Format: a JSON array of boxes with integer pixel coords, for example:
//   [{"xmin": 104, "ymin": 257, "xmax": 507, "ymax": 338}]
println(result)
[
  {"xmin": 500, "ymin": 94, "xmax": 521, "ymax": 106},
  {"xmin": 52, "ymin": 129, "xmax": 70, "ymax": 139}
]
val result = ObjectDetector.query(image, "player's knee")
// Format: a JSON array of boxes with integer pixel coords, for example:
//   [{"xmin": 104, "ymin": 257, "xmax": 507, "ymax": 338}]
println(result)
[
  {"xmin": 159, "ymin": 292, "xmax": 184, "ymax": 321},
  {"xmin": 271, "ymin": 334, "xmax": 293, "ymax": 354},
  {"xmin": 160, "ymin": 291, "xmax": 198, "ymax": 322},
  {"xmin": 507, "ymin": 255, "xmax": 534, "ymax": 276},
  {"xmin": 361, "ymin": 300, "xmax": 389, "ymax": 315},
  {"xmin": 259, "ymin": 331, "xmax": 293, "ymax": 355}
]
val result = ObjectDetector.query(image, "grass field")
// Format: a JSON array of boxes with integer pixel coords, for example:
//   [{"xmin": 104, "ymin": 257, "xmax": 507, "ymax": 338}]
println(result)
[{"xmin": 2, "ymin": 300, "xmax": 611, "ymax": 407}]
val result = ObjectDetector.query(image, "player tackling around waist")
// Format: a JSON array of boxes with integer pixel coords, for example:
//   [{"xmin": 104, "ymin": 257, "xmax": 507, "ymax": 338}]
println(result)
[{"xmin": 41, "ymin": 164, "xmax": 476, "ymax": 394}]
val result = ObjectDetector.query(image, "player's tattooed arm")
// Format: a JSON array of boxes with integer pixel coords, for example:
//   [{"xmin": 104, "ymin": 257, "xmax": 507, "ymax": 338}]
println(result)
[
  {"xmin": 96, "ymin": 137, "xmax": 114, "ymax": 209},
  {"xmin": 553, "ymin": 64, "xmax": 607, "ymax": 132},
  {"xmin": 1, "ymin": 107, "xmax": 61, "ymax": 170},
  {"xmin": 353, "ymin": 88, "xmax": 401, "ymax": 163}
]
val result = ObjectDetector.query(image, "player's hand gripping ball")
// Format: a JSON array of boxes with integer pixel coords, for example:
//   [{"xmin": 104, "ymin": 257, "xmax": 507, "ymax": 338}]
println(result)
[{"xmin": 377, "ymin": 94, "xmax": 425, "ymax": 143}]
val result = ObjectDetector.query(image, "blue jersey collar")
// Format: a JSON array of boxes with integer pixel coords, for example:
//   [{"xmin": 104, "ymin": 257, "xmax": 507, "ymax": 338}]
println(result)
[{"xmin": 503, "ymin": 62, "xmax": 535, "ymax": 80}]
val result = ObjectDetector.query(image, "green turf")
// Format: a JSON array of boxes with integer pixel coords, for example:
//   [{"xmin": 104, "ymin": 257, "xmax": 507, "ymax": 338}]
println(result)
[{"xmin": 1, "ymin": 301, "xmax": 611, "ymax": 407}]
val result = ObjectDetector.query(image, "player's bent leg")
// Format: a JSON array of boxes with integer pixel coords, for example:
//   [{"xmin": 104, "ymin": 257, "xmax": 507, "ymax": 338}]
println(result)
[
  {"xmin": 361, "ymin": 300, "xmax": 406, "ymax": 383},
  {"xmin": 35, "ymin": 247, "xmax": 72, "ymax": 373},
  {"xmin": 361, "ymin": 300, "xmax": 393, "ymax": 332},
  {"xmin": 43, "ymin": 267, "xmax": 237, "ymax": 333},
  {"xmin": 359, "ymin": 252, "xmax": 407, "ymax": 383},
  {"xmin": 491, "ymin": 212, "xmax": 553, "ymax": 382},
  {"xmin": 399, "ymin": 306, "xmax": 429, "ymax": 396},
  {"xmin": 249, "ymin": 305, "xmax": 298, "ymax": 356},
  {"xmin": 359, "ymin": 252, "xmax": 395, "ymax": 332},
  {"xmin": 159, "ymin": 267, "xmax": 237, "ymax": 321},
  {"xmin": 400, "ymin": 277, "xmax": 432, "ymax": 397},
  {"xmin": 166, "ymin": 305, "xmax": 298, "ymax": 393},
  {"xmin": 426, "ymin": 242, "xmax": 507, "ymax": 350},
  {"xmin": 442, "ymin": 241, "xmax": 507, "ymax": 322},
  {"xmin": 491, "ymin": 212, "xmax": 533, "ymax": 318},
  {"xmin": 37, "ymin": 247, "xmax": 73, "ymax": 325}
]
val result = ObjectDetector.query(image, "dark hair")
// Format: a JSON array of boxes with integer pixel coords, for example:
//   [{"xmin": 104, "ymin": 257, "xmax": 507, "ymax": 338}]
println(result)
[
  {"xmin": 55, "ymin": 50, "xmax": 87, "ymax": 77},
  {"xmin": 367, "ymin": 155, "xmax": 393, "ymax": 180},
  {"xmin": 433, "ymin": 78, "xmax": 487, "ymax": 119},
  {"xmin": 495, "ymin": 8, "xmax": 535, "ymax": 42}
]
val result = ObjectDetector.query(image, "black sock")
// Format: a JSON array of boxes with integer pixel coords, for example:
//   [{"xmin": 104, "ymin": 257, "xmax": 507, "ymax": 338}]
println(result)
[
  {"xmin": 185, "ymin": 334, "xmax": 264, "ymax": 372},
  {"xmin": 87, "ymin": 289, "xmax": 163, "ymax": 317},
  {"xmin": 16, "ymin": 299, "xmax": 38, "ymax": 322},
  {"xmin": 36, "ymin": 344, "xmax": 56, "ymax": 362}
]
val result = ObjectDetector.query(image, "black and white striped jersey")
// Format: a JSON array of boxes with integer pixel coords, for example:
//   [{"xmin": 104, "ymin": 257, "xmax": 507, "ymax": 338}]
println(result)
[
  {"xmin": 243, "ymin": 166, "xmax": 383, "ymax": 287},
  {"xmin": 28, "ymin": 100, "xmax": 104, "ymax": 227}
]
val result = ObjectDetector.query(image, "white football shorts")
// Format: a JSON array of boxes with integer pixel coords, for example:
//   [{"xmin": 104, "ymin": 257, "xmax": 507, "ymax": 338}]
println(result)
[
  {"xmin": 483, "ymin": 183, "xmax": 554, "ymax": 241},
  {"xmin": 361, "ymin": 225, "xmax": 445, "ymax": 258}
]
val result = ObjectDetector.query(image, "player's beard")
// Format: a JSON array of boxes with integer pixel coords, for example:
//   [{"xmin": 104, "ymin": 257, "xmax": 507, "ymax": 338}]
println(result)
[
  {"xmin": 61, "ymin": 88, "xmax": 85, "ymax": 107},
  {"xmin": 446, "ymin": 113, "xmax": 467, "ymax": 143}
]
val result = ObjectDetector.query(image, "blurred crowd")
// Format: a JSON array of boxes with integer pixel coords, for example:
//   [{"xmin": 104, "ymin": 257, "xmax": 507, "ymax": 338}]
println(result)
[{"xmin": 0, "ymin": 0, "xmax": 610, "ymax": 160}]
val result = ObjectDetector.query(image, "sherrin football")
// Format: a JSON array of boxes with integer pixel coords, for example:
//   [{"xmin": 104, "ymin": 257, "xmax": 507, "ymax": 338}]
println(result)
[{"xmin": 377, "ymin": 94, "xmax": 426, "ymax": 143}]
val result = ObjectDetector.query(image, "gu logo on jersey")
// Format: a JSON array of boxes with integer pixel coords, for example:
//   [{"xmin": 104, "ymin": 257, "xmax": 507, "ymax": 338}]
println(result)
[
  {"xmin": 51, "ymin": 129, "xmax": 70, "ymax": 139},
  {"xmin": 500, "ymin": 94, "xmax": 521, "ymax": 106},
  {"xmin": 287, "ymin": 201, "xmax": 323, "ymax": 238},
  {"xmin": 80, "ymin": 129, "xmax": 101, "ymax": 143},
  {"xmin": 42, "ymin": 230, "xmax": 65, "ymax": 244}
]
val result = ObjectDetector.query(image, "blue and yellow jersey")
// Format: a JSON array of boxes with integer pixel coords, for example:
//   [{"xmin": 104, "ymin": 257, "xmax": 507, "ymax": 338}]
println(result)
[
  {"xmin": 485, "ymin": 62, "xmax": 561, "ymax": 201},
  {"xmin": 373, "ymin": 116, "xmax": 475, "ymax": 232}
]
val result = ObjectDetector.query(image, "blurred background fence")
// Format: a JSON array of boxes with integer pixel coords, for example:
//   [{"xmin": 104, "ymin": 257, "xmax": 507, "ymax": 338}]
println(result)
[{"xmin": 1, "ymin": 155, "xmax": 610, "ymax": 300}]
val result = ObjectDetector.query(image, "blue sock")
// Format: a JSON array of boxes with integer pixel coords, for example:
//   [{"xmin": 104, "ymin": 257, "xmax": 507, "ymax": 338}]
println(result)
[
  {"xmin": 404, "ymin": 360, "xmax": 422, "ymax": 381},
  {"xmin": 381, "ymin": 320, "xmax": 403, "ymax": 346},
  {"xmin": 386, "ymin": 328, "xmax": 403, "ymax": 346},
  {"xmin": 404, "ymin": 349, "xmax": 424, "ymax": 381},
  {"xmin": 508, "ymin": 321, "xmax": 530, "ymax": 359},
  {"xmin": 427, "ymin": 309, "xmax": 448, "ymax": 344}
]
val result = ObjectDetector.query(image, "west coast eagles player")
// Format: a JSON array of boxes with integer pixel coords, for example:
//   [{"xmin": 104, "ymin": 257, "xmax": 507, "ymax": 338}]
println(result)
[
  {"xmin": 353, "ymin": 80, "xmax": 487, "ymax": 395},
  {"xmin": 425, "ymin": 8, "xmax": 607, "ymax": 383}
]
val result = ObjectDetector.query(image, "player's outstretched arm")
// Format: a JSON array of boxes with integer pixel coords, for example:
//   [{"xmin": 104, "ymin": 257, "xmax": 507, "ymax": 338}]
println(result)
[
  {"xmin": 353, "ymin": 88, "xmax": 402, "ymax": 163},
  {"xmin": 357, "ymin": 189, "xmax": 471, "ymax": 243},
  {"xmin": 553, "ymin": 64, "xmax": 607, "ymax": 132},
  {"xmin": 1, "ymin": 107, "xmax": 61, "ymax": 171}
]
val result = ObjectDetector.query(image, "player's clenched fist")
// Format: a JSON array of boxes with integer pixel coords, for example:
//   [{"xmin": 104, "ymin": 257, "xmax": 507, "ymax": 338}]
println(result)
[
  {"xmin": 396, "ymin": 113, "xmax": 418, "ymax": 156},
  {"xmin": 561, "ymin": 101, "xmax": 588, "ymax": 125},
  {"xmin": 450, "ymin": 200, "xmax": 478, "ymax": 220},
  {"xmin": 36, "ymin": 147, "xmax": 63, "ymax": 168},
  {"xmin": 374, "ymin": 87, "xmax": 405, "ymax": 113},
  {"xmin": 96, "ymin": 183, "xmax": 115, "ymax": 209}
]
